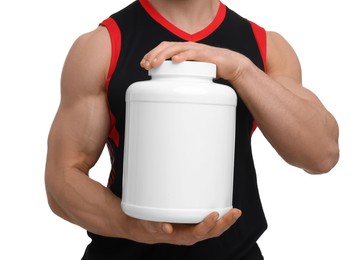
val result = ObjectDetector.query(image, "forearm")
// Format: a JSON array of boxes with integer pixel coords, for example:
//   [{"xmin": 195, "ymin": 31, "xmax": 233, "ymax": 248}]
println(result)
[
  {"xmin": 46, "ymin": 167, "xmax": 131, "ymax": 238},
  {"xmin": 46, "ymin": 166, "xmax": 243, "ymax": 245},
  {"xmin": 231, "ymin": 61, "xmax": 339, "ymax": 173}
]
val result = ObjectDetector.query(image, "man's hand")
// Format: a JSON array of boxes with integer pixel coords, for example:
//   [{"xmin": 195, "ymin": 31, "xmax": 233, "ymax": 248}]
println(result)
[
  {"xmin": 140, "ymin": 41, "xmax": 250, "ymax": 82},
  {"xmin": 127, "ymin": 208, "xmax": 241, "ymax": 245}
]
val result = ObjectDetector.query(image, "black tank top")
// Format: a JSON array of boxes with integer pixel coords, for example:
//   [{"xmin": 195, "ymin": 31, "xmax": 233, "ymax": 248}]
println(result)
[{"xmin": 84, "ymin": 0, "xmax": 267, "ymax": 259}]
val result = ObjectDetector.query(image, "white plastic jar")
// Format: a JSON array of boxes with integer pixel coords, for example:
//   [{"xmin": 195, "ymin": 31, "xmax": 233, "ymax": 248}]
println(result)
[{"xmin": 121, "ymin": 61, "xmax": 237, "ymax": 223}]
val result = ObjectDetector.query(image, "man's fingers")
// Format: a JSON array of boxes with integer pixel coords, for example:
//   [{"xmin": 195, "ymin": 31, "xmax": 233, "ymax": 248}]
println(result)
[
  {"xmin": 140, "ymin": 41, "xmax": 207, "ymax": 70},
  {"xmin": 191, "ymin": 212, "xmax": 219, "ymax": 239},
  {"xmin": 209, "ymin": 208, "xmax": 242, "ymax": 237},
  {"xmin": 140, "ymin": 41, "xmax": 175, "ymax": 69},
  {"xmin": 185, "ymin": 209, "xmax": 240, "ymax": 241},
  {"xmin": 140, "ymin": 41, "xmax": 243, "ymax": 81}
]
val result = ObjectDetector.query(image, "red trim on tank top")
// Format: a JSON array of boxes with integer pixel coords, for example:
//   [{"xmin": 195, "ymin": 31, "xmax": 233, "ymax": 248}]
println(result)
[
  {"xmin": 100, "ymin": 17, "xmax": 121, "ymax": 147},
  {"xmin": 249, "ymin": 21, "xmax": 267, "ymax": 135},
  {"xmin": 249, "ymin": 21, "xmax": 267, "ymax": 72},
  {"xmin": 139, "ymin": 0, "xmax": 226, "ymax": 42}
]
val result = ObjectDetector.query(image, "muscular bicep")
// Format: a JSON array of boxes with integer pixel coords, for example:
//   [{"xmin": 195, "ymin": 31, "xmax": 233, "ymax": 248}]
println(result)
[
  {"xmin": 46, "ymin": 26, "xmax": 111, "ymax": 176},
  {"xmin": 47, "ymin": 95, "xmax": 109, "ymax": 174}
]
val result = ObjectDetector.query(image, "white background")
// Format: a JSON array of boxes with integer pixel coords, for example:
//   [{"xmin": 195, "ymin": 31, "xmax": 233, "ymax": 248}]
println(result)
[{"xmin": 1, "ymin": 0, "xmax": 359, "ymax": 259}]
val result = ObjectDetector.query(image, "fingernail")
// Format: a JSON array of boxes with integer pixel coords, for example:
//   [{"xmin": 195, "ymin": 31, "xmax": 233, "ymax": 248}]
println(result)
[
  {"xmin": 233, "ymin": 214, "xmax": 240, "ymax": 220},
  {"xmin": 213, "ymin": 213, "xmax": 219, "ymax": 222},
  {"xmin": 140, "ymin": 59, "xmax": 149, "ymax": 68},
  {"xmin": 233, "ymin": 210, "xmax": 241, "ymax": 219}
]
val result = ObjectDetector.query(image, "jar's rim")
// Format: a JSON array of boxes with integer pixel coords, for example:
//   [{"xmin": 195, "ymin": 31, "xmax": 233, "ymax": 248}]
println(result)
[{"xmin": 149, "ymin": 60, "xmax": 216, "ymax": 78}]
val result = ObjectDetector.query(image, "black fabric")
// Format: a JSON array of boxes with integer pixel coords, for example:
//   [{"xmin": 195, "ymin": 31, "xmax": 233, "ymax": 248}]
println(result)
[
  {"xmin": 82, "ymin": 237, "xmax": 264, "ymax": 260},
  {"xmin": 84, "ymin": 1, "xmax": 267, "ymax": 259}
]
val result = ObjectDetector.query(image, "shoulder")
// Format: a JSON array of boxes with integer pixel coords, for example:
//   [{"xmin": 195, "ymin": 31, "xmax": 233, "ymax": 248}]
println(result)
[
  {"xmin": 72, "ymin": 26, "xmax": 111, "ymax": 59},
  {"xmin": 61, "ymin": 26, "xmax": 111, "ymax": 97},
  {"xmin": 266, "ymin": 31, "xmax": 302, "ymax": 81}
]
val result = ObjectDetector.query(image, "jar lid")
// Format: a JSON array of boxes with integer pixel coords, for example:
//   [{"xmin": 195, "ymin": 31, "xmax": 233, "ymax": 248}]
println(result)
[{"xmin": 149, "ymin": 60, "xmax": 216, "ymax": 78}]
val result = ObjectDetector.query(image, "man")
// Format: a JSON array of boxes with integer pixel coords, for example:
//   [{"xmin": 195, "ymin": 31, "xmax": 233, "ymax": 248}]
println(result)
[{"xmin": 45, "ymin": 0, "xmax": 339, "ymax": 259}]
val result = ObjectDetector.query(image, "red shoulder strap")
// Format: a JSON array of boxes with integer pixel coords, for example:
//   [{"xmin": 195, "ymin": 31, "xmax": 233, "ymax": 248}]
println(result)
[
  {"xmin": 249, "ymin": 21, "xmax": 267, "ymax": 135},
  {"xmin": 100, "ymin": 18, "xmax": 121, "ymax": 146},
  {"xmin": 249, "ymin": 21, "xmax": 267, "ymax": 73},
  {"xmin": 100, "ymin": 17, "xmax": 122, "ymax": 91}
]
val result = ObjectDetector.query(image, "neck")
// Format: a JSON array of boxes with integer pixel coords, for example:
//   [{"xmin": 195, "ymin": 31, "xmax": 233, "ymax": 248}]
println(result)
[{"xmin": 148, "ymin": 0, "xmax": 220, "ymax": 34}]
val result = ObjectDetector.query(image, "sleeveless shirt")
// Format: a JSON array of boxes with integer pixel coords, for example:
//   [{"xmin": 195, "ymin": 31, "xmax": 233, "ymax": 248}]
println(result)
[{"xmin": 83, "ymin": 0, "xmax": 267, "ymax": 259}]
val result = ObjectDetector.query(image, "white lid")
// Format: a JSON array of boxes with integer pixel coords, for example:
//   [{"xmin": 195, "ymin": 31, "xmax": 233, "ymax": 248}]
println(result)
[{"xmin": 149, "ymin": 60, "xmax": 216, "ymax": 78}]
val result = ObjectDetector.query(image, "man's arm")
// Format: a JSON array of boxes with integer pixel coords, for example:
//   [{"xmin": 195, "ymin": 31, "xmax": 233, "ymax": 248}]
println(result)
[
  {"xmin": 45, "ymin": 26, "xmax": 241, "ymax": 245},
  {"xmin": 242, "ymin": 32, "xmax": 339, "ymax": 173},
  {"xmin": 45, "ymin": 26, "xmax": 130, "ymax": 237},
  {"xmin": 140, "ymin": 33, "xmax": 339, "ymax": 174}
]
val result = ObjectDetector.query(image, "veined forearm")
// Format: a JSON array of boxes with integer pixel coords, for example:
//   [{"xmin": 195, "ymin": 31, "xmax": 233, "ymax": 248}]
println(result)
[
  {"xmin": 231, "ymin": 62, "xmax": 339, "ymax": 173},
  {"xmin": 46, "ymin": 168, "xmax": 130, "ymax": 238}
]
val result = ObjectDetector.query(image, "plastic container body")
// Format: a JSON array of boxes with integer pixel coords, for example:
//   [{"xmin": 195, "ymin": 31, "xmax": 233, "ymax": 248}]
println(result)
[{"xmin": 121, "ymin": 61, "xmax": 237, "ymax": 223}]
